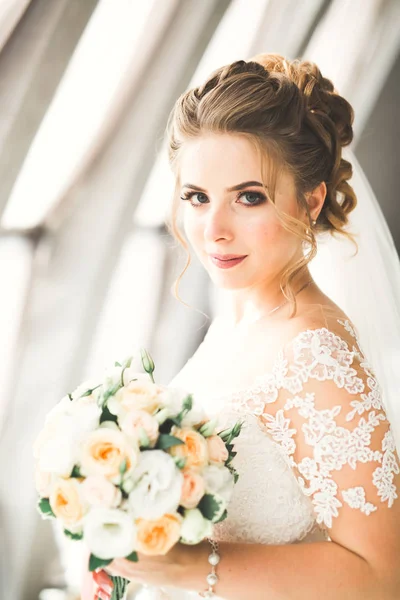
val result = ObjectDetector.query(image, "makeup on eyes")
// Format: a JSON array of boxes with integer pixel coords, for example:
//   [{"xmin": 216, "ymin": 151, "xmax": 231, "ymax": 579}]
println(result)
[{"xmin": 179, "ymin": 189, "xmax": 267, "ymax": 208}]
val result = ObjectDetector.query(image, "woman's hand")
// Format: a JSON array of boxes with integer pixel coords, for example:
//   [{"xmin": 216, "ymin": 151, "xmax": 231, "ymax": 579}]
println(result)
[
  {"xmin": 81, "ymin": 545, "xmax": 114, "ymax": 600},
  {"xmin": 105, "ymin": 541, "xmax": 188, "ymax": 587},
  {"xmin": 81, "ymin": 541, "xmax": 202, "ymax": 599}
]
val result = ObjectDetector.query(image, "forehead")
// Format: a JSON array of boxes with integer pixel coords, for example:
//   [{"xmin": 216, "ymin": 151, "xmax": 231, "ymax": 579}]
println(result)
[
  {"xmin": 179, "ymin": 134, "xmax": 260, "ymax": 183},
  {"xmin": 178, "ymin": 133, "xmax": 296, "ymax": 197}
]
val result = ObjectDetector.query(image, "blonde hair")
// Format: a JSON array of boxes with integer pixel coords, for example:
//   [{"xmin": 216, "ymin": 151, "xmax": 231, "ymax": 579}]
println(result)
[{"xmin": 165, "ymin": 53, "xmax": 358, "ymax": 317}]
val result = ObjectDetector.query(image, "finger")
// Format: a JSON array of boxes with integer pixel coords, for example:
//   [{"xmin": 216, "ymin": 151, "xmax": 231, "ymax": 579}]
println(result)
[
  {"xmin": 95, "ymin": 589, "xmax": 111, "ymax": 600},
  {"xmin": 93, "ymin": 569, "xmax": 113, "ymax": 591}
]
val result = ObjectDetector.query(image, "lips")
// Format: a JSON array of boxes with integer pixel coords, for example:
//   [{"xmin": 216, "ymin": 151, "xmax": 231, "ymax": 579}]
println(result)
[
  {"xmin": 209, "ymin": 254, "xmax": 247, "ymax": 269},
  {"xmin": 209, "ymin": 254, "xmax": 247, "ymax": 261}
]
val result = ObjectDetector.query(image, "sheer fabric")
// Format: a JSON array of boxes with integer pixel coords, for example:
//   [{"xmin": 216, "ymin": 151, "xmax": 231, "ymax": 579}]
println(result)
[{"xmin": 135, "ymin": 304, "xmax": 400, "ymax": 599}]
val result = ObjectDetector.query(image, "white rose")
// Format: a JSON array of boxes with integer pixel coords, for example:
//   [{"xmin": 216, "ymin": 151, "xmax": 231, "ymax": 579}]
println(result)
[
  {"xmin": 128, "ymin": 450, "xmax": 183, "ymax": 520},
  {"xmin": 34, "ymin": 396, "xmax": 102, "ymax": 476},
  {"xmin": 160, "ymin": 388, "xmax": 207, "ymax": 427},
  {"xmin": 81, "ymin": 476, "xmax": 122, "ymax": 508},
  {"xmin": 203, "ymin": 465, "xmax": 235, "ymax": 506},
  {"xmin": 83, "ymin": 508, "xmax": 137, "ymax": 559},
  {"xmin": 180, "ymin": 509, "xmax": 213, "ymax": 545},
  {"xmin": 37, "ymin": 424, "xmax": 81, "ymax": 477}
]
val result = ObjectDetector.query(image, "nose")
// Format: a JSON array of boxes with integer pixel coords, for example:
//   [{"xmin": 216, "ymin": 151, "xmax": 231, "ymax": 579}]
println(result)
[{"xmin": 203, "ymin": 204, "xmax": 234, "ymax": 243}]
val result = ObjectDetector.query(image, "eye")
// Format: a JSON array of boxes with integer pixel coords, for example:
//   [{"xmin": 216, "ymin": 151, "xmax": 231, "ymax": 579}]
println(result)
[
  {"xmin": 237, "ymin": 191, "xmax": 266, "ymax": 206},
  {"xmin": 180, "ymin": 191, "xmax": 209, "ymax": 207}
]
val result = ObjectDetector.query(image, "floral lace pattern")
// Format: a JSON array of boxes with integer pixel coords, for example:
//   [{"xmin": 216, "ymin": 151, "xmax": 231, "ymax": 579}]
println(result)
[{"xmin": 224, "ymin": 319, "xmax": 400, "ymax": 529}]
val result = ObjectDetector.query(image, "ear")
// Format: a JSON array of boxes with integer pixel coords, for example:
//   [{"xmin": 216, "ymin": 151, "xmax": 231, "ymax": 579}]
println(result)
[{"xmin": 304, "ymin": 181, "xmax": 327, "ymax": 221}]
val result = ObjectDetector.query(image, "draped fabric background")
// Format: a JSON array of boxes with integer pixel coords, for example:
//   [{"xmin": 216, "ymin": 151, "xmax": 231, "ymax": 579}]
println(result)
[{"xmin": 0, "ymin": 1, "xmax": 399, "ymax": 599}]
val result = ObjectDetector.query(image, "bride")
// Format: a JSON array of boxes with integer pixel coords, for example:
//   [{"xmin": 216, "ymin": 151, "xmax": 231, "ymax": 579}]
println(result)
[{"xmin": 83, "ymin": 54, "xmax": 400, "ymax": 599}]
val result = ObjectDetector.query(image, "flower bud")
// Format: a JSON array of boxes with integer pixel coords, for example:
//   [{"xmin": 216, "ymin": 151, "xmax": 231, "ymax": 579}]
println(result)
[
  {"xmin": 140, "ymin": 348, "xmax": 155, "ymax": 376},
  {"xmin": 198, "ymin": 418, "xmax": 218, "ymax": 438}
]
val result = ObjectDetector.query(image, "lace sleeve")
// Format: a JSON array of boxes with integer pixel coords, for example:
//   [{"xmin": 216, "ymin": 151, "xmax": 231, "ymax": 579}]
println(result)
[{"xmin": 258, "ymin": 317, "xmax": 400, "ymax": 551}]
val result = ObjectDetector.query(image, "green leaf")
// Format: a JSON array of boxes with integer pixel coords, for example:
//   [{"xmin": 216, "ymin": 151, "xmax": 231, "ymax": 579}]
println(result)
[
  {"xmin": 37, "ymin": 497, "xmax": 55, "ymax": 519},
  {"xmin": 214, "ymin": 508, "xmax": 228, "ymax": 523},
  {"xmin": 173, "ymin": 456, "xmax": 187, "ymax": 469},
  {"xmin": 110, "ymin": 576, "xmax": 129, "ymax": 600},
  {"xmin": 124, "ymin": 551, "xmax": 138, "ymax": 562},
  {"xmin": 115, "ymin": 361, "xmax": 122, "ymax": 367},
  {"xmin": 182, "ymin": 394, "xmax": 193, "ymax": 412},
  {"xmin": 70, "ymin": 465, "xmax": 82, "ymax": 478},
  {"xmin": 119, "ymin": 458, "xmax": 127, "ymax": 475},
  {"xmin": 88, "ymin": 554, "xmax": 113, "ymax": 572},
  {"xmin": 100, "ymin": 405, "xmax": 118, "ymax": 425},
  {"xmin": 156, "ymin": 434, "xmax": 185, "ymax": 450},
  {"xmin": 197, "ymin": 494, "xmax": 224, "ymax": 522},
  {"xmin": 64, "ymin": 528, "xmax": 83, "ymax": 540}
]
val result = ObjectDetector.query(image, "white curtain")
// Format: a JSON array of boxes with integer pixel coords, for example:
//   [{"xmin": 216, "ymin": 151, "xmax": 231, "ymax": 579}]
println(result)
[
  {"xmin": 0, "ymin": 0, "xmax": 31, "ymax": 52},
  {"xmin": 1, "ymin": 0, "xmax": 179, "ymax": 230}
]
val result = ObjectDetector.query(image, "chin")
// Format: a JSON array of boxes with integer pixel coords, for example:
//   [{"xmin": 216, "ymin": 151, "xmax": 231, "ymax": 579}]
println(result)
[{"xmin": 208, "ymin": 273, "xmax": 252, "ymax": 290}]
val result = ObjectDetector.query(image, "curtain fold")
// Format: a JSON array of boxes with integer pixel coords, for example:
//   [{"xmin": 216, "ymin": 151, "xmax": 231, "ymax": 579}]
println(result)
[{"xmin": 0, "ymin": 0, "xmax": 31, "ymax": 53}]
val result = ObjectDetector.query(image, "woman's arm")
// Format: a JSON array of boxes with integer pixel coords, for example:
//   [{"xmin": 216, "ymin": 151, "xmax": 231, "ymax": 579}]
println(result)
[{"xmin": 178, "ymin": 537, "xmax": 398, "ymax": 600}]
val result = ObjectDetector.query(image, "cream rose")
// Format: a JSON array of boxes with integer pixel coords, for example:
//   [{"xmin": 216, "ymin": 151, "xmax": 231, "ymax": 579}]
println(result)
[
  {"xmin": 180, "ymin": 508, "xmax": 213, "ymax": 545},
  {"xmin": 80, "ymin": 429, "xmax": 139, "ymax": 482},
  {"xmin": 81, "ymin": 475, "xmax": 122, "ymax": 508},
  {"xmin": 207, "ymin": 435, "xmax": 229, "ymax": 465},
  {"xmin": 34, "ymin": 465, "xmax": 54, "ymax": 497},
  {"xmin": 108, "ymin": 378, "xmax": 165, "ymax": 417},
  {"xmin": 203, "ymin": 465, "xmax": 235, "ymax": 506},
  {"xmin": 49, "ymin": 478, "xmax": 86, "ymax": 527},
  {"xmin": 180, "ymin": 470, "xmax": 205, "ymax": 509},
  {"xmin": 135, "ymin": 513, "xmax": 182, "ymax": 556},
  {"xmin": 120, "ymin": 409, "xmax": 159, "ymax": 448},
  {"xmin": 169, "ymin": 427, "xmax": 209, "ymax": 472}
]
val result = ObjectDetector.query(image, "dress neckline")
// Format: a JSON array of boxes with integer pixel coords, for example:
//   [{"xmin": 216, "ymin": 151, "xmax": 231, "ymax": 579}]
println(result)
[{"xmin": 172, "ymin": 315, "xmax": 358, "ymax": 411}]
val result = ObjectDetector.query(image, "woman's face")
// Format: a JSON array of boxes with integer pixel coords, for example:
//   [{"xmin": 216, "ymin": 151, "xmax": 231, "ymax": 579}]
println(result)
[{"xmin": 179, "ymin": 133, "xmax": 305, "ymax": 291}]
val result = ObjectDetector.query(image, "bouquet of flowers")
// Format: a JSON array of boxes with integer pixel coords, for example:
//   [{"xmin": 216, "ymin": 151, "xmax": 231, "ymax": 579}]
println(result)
[{"xmin": 33, "ymin": 348, "xmax": 243, "ymax": 600}]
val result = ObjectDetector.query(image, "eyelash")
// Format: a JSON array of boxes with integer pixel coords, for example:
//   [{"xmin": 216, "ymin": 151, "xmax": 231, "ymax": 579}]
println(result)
[{"xmin": 179, "ymin": 190, "xmax": 267, "ymax": 208}]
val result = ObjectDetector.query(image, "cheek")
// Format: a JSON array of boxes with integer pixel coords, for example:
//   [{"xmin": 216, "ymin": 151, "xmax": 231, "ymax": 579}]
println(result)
[
  {"xmin": 243, "ymin": 219, "xmax": 283, "ymax": 248},
  {"xmin": 183, "ymin": 211, "xmax": 202, "ymax": 246}
]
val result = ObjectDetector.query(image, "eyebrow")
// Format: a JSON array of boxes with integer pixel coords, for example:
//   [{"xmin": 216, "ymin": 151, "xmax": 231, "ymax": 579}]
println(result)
[{"xmin": 181, "ymin": 180, "xmax": 265, "ymax": 193}]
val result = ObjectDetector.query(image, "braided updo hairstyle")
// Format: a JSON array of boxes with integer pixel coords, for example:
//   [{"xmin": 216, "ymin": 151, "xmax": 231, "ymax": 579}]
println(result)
[{"xmin": 166, "ymin": 53, "xmax": 358, "ymax": 317}]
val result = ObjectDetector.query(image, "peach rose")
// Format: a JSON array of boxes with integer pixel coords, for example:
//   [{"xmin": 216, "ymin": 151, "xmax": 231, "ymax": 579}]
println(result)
[
  {"xmin": 109, "ymin": 380, "xmax": 164, "ymax": 416},
  {"xmin": 81, "ymin": 475, "xmax": 122, "ymax": 508},
  {"xmin": 169, "ymin": 427, "xmax": 209, "ymax": 471},
  {"xmin": 80, "ymin": 429, "xmax": 139, "ymax": 482},
  {"xmin": 207, "ymin": 435, "xmax": 229, "ymax": 465},
  {"xmin": 134, "ymin": 513, "xmax": 182, "ymax": 556},
  {"xmin": 180, "ymin": 470, "xmax": 205, "ymax": 509},
  {"xmin": 49, "ymin": 478, "xmax": 86, "ymax": 527},
  {"xmin": 120, "ymin": 409, "xmax": 159, "ymax": 448}
]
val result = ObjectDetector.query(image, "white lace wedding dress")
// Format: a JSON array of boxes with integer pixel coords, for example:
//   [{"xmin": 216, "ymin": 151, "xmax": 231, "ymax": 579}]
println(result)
[{"xmin": 134, "ymin": 304, "xmax": 400, "ymax": 600}]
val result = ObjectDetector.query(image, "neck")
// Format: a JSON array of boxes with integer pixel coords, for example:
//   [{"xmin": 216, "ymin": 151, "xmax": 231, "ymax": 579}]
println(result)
[{"xmin": 219, "ymin": 271, "xmax": 313, "ymax": 328}]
